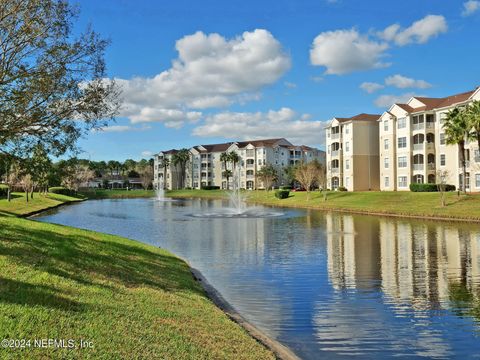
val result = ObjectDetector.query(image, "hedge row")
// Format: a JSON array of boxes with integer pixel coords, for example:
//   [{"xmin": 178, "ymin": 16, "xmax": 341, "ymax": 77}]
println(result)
[
  {"xmin": 409, "ymin": 183, "xmax": 456, "ymax": 192},
  {"xmin": 200, "ymin": 185, "xmax": 221, "ymax": 190},
  {"xmin": 49, "ymin": 187, "xmax": 77, "ymax": 196},
  {"xmin": 275, "ymin": 189, "xmax": 290, "ymax": 199}
]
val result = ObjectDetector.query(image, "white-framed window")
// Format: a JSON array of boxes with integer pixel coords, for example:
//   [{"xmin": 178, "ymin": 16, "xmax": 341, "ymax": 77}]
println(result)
[
  {"xmin": 345, "ymin": 125, "xmax": 350, "ymax": 134},
  {"xmin": 476, "ymin": 174, "xmax": 480, "ymax": 188},
  {"xmin": 398, "ymin": 176, "xmax": 407, "ymax": 188},
  {"xmin": 398, "ymin": 156, "xmax": 407, "ymax": 168},
  {"xmin": 440, "ymin": 133, "xmax": 445, "ymax": 145},
  {"xmin": 384, "ymin": 177, "xmax": 389, "ymax": 188},
  {"xmin": 398, "ymin": 117, "xmax": 407, "ymax": 129},
  {"xmin": 384, "ymin": 139, "xmax": 389, "ymax": 150},
  {"xmin": 384, "ymin": 120, "xmax": 389, "ymax": 132},
  {"xmin": 345, "ymin": 159, "xmax": 350, "ymax": 170},
  {"xmin": 440, "ymin": 113, "xmax": 447, "ymax": 124},
  {"xmin": 345, "ymin": 142, "xmax": 350, "ymax": 152},
  {"xmin": 345, "ymin": 177, "xmax": 350, "ymax": 188},
  {"xmin": 398, "ymin": 137, "xmax": 407, "ymax": 148},
  {"xmin": 327, "ymin": 130, "xmax": 330, "ymax": 138},
  {"xmin": 440, "ymin": 154, "xmax": 446, "ymax": 166},
  {"xmin": 384, "ymin": 157, "xmax": 389, "ymax": 169}
]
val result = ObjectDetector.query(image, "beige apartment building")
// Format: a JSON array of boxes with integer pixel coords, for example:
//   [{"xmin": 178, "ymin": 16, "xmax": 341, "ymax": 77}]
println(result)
[
  {"xmin": 379, "ymin": 87, "xmax": 480, "ymax": 191},
  {"xmin": 154, "ymin": 138, "xmax": 325, "ymax": 190},
  {"xmin": 325, "ymin": 113, "xmax": 380, "ymax": 191}
]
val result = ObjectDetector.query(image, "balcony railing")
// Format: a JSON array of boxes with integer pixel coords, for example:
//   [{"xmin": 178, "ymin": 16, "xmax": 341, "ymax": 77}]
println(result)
[
  {"xmin": 331, "ymin": 133, "xmax": 340, "ymax": 140},
  {"xmin": 331, "ymin": 150, "xmax": 339, "ymax": 157},
  {"xmin": 331, "ymin": 167, "xmax": 340, "ymax": 174},
  {"xmin": 426, "ymin": 122, "xmax": 435, "ymax": 129},
  {"xmin": 427, "ymin": 163, "xmax": 435, "ymax": 170},
  {"xmin": 246, "ymin": 163, "xmax": 255, "ymax": 168},
  {"xmin": 412, "ymin": 123, "xmax": 424, "ymax": 131},
  {"xmin": 475, "ymin": 156, "xmax": 480, "ymax": 163},
  {"xmin": 413, "ymin": 164, "xmax": 424, "ymax": 171},
  {"xmin": 413, "ymin": 143, "xmax": 424, "ymax": 151}
]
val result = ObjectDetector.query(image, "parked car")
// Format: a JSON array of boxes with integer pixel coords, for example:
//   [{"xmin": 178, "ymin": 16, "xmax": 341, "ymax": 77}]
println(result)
[{"xmin": 291, "ymin": 187, "xmax": 306, "ymax": 192}]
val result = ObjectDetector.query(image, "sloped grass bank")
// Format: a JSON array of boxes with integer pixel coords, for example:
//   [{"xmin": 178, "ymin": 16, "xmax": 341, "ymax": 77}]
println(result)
[
  {"xmin": 0, "ymin": 192, "xmax": 84, "ymax": 217},
  {"xmin": 0, "ymin": 217, "xmax": 274, "ymax": 359}
]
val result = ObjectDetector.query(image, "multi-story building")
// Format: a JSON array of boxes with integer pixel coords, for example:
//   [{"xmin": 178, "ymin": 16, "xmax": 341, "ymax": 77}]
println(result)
[
  {"xmin": 153, "ymin": 149, "xmax": 181, "ymax": 190},
  {"xmin": 379, "ymin": 88, "xmax": 480, "ymax": 191},
  {"xmin": 154, "ymin": 138, "xmax": 325, "ymax": 190},
  {"xmin": 325, "ymin": 113, "xmax": 381, "ymax": 191}
]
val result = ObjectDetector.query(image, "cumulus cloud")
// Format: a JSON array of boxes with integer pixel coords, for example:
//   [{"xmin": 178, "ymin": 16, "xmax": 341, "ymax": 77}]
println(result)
[
  {"xmin": 379, "ymin": 15, "xmax": 447, "ymax": 46},
  {"xmin": 141, "ymin": 151, "xmax": 154, "ymax": 157},
  {"xmin": 284, "ymin": 81, "xmax": 297, "ymax": 88},
  {"xmin": 192, "ymin": 108, "xmax": 328, "ymax": 146},
  {"xmin": 92, "ymin": 125, "xmax": 152, "ymax": 133},
  {"xmin": 374, "ymin": 93, "xmax": 418, "ymax": 108},
  {"xmin": 462, "ymin": 1, "xmax": 480, "ymax": 16},
  {"xmin": 385, "ymin": 74, "xmax": 432, "ymax": 89},
  {"xmin": 117, "ymin": 29, "xmax": 291, "ymax": 127},
  {"xmin": 310, "ymin": 29, "xmax": 389, "ymax": 75},
  {"xmin": 360, "ymin": 82, "xmax": 384, "ymax": 93}
]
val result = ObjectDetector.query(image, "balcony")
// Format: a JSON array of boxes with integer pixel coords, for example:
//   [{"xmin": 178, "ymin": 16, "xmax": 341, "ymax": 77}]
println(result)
[
  {"xmin": 246, "ymin": 163, "xmax": 255, "ymax": 168},
  {"xmin": 427, "ymin": 163, "xmax": 435, "ymax": 171},
  {"xmin": 413, "ymin": 164, "xmax": 424, "ymax": 171},
  {"xmin": 331, "ymin": 133, "xmax": 340, "ymax": 140},
  {"xmin": 426, "ymin": 122, "xmax": 435, "ymax": 129},
  {"xmin": 331, "ymin": 167, "xmax": 340, "ymax": 174},
  {"xmin": 331, "ymin": 150, "xmax": 339, "ymax": 157},
  {"xmin": 412, "ymin": 123, "xmax": 425, "ymax": 131},
  {"xmin": 413, "ymin": 143, "xmax": 424, "ymax": 151},
  {"xmin": 475, "ymin": 156, "xmax": 480, "ymax": 163}
]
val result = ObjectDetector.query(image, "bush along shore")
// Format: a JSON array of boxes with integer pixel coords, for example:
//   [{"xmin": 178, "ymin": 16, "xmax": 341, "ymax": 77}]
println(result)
[
  {"xmin": 167, "ymin": 189, "xmax": 480, "ymax": 222},
  {"xmin": 0, "ymin": 192, "xmax": 276, "ymax": 359}
]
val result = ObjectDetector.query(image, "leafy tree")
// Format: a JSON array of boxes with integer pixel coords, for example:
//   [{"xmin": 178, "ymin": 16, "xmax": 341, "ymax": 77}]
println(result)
[
  {"xmin": 61, "ymin": 160, "xmax": 95, "ymax": 192},
  {"xmin": 123, "ymin": 159, "xmax": 137, "ymax": 172},
  {"xmin": 29, "ymin": 144, "xmax": 53, "ymax": 197},
  {"xmin": 0, "ymin": 0, "xmax": 120, "ymax": 158},
  {"xmin": 139, "ymin": 166, "xmax": 153, "ymax": 190},
  {"xmin": 443, "ymin": 107, "xmax": 469, "ymax": 192},
  {"xmin": 283, "ymin": 164, "xmax": 297, "ymax": 187},
  {"xmin": 256, "ymin": 164, "xmax": 278, "ymax": 191},
  {"xmin": 295, "ymin": 160, "xmax": 324, "ymax": 200},
  {"xmin": 172, "ymin": 149, "xmax": 190, "ymax": 189}
]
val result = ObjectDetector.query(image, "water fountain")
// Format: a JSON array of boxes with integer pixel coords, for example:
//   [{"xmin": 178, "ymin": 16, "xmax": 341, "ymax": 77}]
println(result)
[
  {"xmin": 190, "ymin": 167, "xmax": 283, "ymax": 218},
  {"xmin": 156, "ymin": 178, "xmax": 166, "ymax": 200}
]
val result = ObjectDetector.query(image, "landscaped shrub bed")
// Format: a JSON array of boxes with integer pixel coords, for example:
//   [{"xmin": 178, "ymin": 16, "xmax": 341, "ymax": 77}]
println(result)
[
  {"xmin": 49, "ymin": 186, "xmax": 77, "ymax": 196},
  {"xmin": 409, "ymin": 183, "xmax": 456, "ymax": 192},
  {"xmin": 201, "ymin": 185, "xmax": 221, "ymax": 190},
  {"xmin": 337, "ymin": 186, "xmax": 348, "ymax": 191},
  {"xmin": 275, "ymin": 189, "xmax": 290, "ymax": 199}
]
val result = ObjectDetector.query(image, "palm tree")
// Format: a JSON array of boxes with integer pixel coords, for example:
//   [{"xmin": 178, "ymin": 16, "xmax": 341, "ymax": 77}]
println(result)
[
  {"xmin": 228, "ymin": 151, "xmax": 240, "ymax": 172},
  {"xmin": 466, "ymin": 100, "xmax": 480, "ymax": 151},
  {"xmin": 220, "ymin": 152, "xmax": 231, "ymax": 189},
  {"xmin": 159, "ymin": 157, "xmax": 170, "ymax": 189},
  {"xmin": 171, "ymin": 148, "xmax": 190, "ymax": 189},
  {"xmin": 443, "ymin": 107, "xmax": 469, "ymax": 192}
]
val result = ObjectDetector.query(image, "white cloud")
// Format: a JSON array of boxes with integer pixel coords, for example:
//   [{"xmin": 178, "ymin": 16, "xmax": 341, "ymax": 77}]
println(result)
[
  {"xmin": 310, "ymin": 29, "xmax": 389, "ymax": 75},
  {"xmin": 92, "ymin": 125, "xmax": 152, "ymax": 133},
  {"xmin": 360, "ymin": 82, "xmax": 384, "ymax": 93},
  {"xmin": 141, "ymin": 151, "xmax": 154, "ymax": 157},
  {"xmin": 374, "ymin": 93, "xmax": 418, "ymax": 108},
  {"xmin": 117, "ymin": 29, "xmax": 291, "ymax": 127},
  {"xmin": 311, "ymin": 76, "xmax": 324, "ymax": 83},
  {"xmin": 379, "ymin": 15, "xmax": 447, "ymax": 46},
  {"xmin": 284, "ymin": 81, "xmax": 297, "ymax": 89},
  {"xmin": 192, "ymin": 108, "xmax": 328, "ymax": 146},
  {"xmin": 462, "ymin": 1, "xmax": 480, "ymax": 16},
  {"xmin": 385, "ymin": 74, "xmax": 432, "ymax": 89}
]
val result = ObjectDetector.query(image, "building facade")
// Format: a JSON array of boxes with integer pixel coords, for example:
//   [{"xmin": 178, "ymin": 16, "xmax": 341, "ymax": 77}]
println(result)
[
  {"xmin": 379, "ymin": 88, "xmax": 480, "ymax": 191},
  {"xmin": 154, "ymin": 138, "xmax": 325, "ymax": 190},
  {"xmin": 325, "ymin": 113, "xmax": 381, "ymax": 191}
]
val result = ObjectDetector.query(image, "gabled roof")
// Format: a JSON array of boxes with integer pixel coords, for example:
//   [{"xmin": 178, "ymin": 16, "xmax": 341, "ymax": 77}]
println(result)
[
  {"xmin": 334, "ymin": 113, "xmax": 381, "ymax": 123},
  {"xmin": 160, "ymin": 149, "xmax": 178, "ymax": 155},
  {"xmin": 236, "ymin": 138, "xmax": 290, "ymax": 148}
]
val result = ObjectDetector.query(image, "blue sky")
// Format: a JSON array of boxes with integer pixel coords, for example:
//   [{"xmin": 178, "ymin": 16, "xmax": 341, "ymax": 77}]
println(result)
[{"xmin": 75, "ymin": 0, "xmax": 480, "ymax": 161}]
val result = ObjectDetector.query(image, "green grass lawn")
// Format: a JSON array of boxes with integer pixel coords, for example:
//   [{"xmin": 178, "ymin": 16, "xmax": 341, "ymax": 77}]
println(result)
[
  {"xmin": 168, "ymin": 189, "xmax": 480, "ymax": 221},
  {"xmin": 0, "ymin": 192, "xmax": 84, "ymax": 217},
  {"xmin": 0, "ymin": 216, "xmax": 274, "ymax": 359},
  {"xmin": 79, "ymin": 189, "xmax": 155, "ymax": 199}
]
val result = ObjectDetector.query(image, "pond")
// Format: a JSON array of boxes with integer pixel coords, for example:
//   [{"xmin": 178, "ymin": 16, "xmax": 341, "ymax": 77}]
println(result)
[{"xmin": 36, "ymin": 198, "xmax": 480, "ymax": 359}]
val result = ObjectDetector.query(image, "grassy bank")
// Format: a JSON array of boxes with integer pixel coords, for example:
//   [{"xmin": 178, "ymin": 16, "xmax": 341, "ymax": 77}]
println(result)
[
  {"xmin": 0, "ymin": 216, "xmax": 274, "ymax": 359},
  {"xmin": 79, "ymin": 189, "xmax": 155, "ymax": 199},
  {"xmin": 167, "ymin": 189, "xmax": 480, "ymax": 221},
  {"xmin": 0, "ymin": 192, "xmax": 84, "ymax": 217}
]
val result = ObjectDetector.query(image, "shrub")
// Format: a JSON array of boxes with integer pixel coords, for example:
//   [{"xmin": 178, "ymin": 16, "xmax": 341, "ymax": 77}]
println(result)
[
  {"xmin": 200, "ymin": 185, "xmax": 220, "ymax": 190},
  {"xmin": 49, "ymin": 186, "xmax": 76, "ymax": 196},
  {"xmin": 409, "ymin": 183, "xmax": 456, "ymax": 192},
  {"xmin": 280, "ymin": 186, "xmax": 292, "ymax": 190},
  {"xmin": 0, "ymin": 184, "xmax": 8, "ymax": 198},
  {"xmin": 274, "ymin": 189, "xmax": 290, "ymax": 199},
  {"xmin": 337, "ymin": 186, "xmax": 348, "ymax": 192}
]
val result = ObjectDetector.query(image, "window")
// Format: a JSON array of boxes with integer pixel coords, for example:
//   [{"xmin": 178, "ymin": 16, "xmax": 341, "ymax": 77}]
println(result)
[
  {"xmin": 384, "ymin": 120, "xmax": 389, "ymax": 132},
  {"xmin": 439, "ymin": 113, "xmax": 447, "ymax": 124},
  {"xmin": 345, "ymin": 142, "xmax": 350, "ymax": 152},
  {"xmin": 398, "ymin": 117, "xmax": 406, "ymax": 129},
  {"xmin": 476, "ymin": 174, "xmax": 480, "ymax": 188},
  {"xmin": 440, "ymin": 133, "xmax": 445, "ymax": 145},
  {"xmin": 384, "ymin": 139, "xmax": 389, "ymax": 150},
  {"xmin": 327, "ymin": 130, "xmax": 330, "ymax": 138},
  {"xmin": 398, "ymin": 156, "xmax": 407, "ymax": 168},
  {"xmin": 398, "ymin": 176, "xmax": 407, "ymax": 188},
  {"xmin": 440, "ymin": 154, "xmax": 446, "ymax": 166},
  {"xmin": 345, "ymin": 159, "xmax": 350, "ymax": 170},
  {"xmin": 384, "ymin": 157, "xmax": 389, "ymax": 169},
  {"xmin": 384, "ymin": 177, "xmax": 389, "ymax": 188},
  {"xmin": 345, "ymin": 177, "xmax": 350, "ymax": 188},
  {"xmin": 398, "ymin": 137, "xmax": 407, "ymax": 148},
  {"xmin": 345, "ymin": 125, "xmax": 350, "ymax": 134}
]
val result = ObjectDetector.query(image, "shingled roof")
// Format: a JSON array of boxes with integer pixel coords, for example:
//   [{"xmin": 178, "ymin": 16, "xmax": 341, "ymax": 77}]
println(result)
[
  {"xmin": 394, "ymin": 88, "xmax": 477, "ymax": 113},
  {"xmin": 335, "ymin": 113, "xmax": 381, "ymax": 123}
]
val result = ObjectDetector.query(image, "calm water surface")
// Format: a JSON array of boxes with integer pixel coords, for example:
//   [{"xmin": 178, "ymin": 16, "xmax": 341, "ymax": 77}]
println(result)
[{"xmin": 37, "ymin": 198, "xmax": 480, "ymax": 359}]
